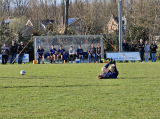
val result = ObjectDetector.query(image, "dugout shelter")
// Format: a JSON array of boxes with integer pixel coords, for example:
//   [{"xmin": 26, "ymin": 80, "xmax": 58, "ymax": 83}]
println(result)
[{"xmin": 33, "ymin": 35, "xmax": 104, "ymax": 63}]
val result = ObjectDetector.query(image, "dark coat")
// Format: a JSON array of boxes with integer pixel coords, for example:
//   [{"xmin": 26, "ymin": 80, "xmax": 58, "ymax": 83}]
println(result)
[
  {"xmin": 122, "ymin": 43, "xmax": 129, "ymax": 51},
  {"xmin": 130, "ymin": 44, "xmax": 136, "ymax": 51},
  {"xmin": 150, "ymin": 44, "xmax": 157, "ymax": 53},
  {"xmin": 88, "ymin": 47, "xmax": 96, "ymax": 55}
]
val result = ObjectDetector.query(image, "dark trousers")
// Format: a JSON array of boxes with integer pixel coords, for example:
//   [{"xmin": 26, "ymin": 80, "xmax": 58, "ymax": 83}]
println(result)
[
  {"xmin": 2, "ymin": 55, "xmax": 8, "ymax": 64},
  {"xmin": 18, "ymin": 53, "xmax": 24, "ymax": 64},
  {"xmin": 96, "ymin": 54, "xmax": 101, "ymax": 62},
  {"xmin": 10, "ymin": 53, "xmax": 17, "ymax": 64},
  {"xmin": 139, "ymin": 50, "xmax": 144, "ymax": 62},
  {"xmin": 69, "ymin": 55, "xmax": 75, "ymax": 61}
]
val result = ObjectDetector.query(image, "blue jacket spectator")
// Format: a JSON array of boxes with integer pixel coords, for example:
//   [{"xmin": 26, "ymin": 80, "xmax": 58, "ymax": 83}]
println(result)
[
  {"xmin": 37, "ymin": 45, "xmax": 44, "ymax": 64},
  {"xmin": 76, "ymin": 45, "xmax": 83, "ymax": 61},
  {"xmin": 57, "ymin": 45, "xmax": 65, "ymax": 63},
  {"xmin": 48, "ymin": 45, "xmax": 57, "ymax": 63}
]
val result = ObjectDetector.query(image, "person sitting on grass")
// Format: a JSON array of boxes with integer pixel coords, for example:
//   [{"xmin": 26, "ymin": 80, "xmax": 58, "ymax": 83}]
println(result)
[
  {"xmin": 47, "ymin": 45, "xmax": 57, "ymax": 63},
  {"xmin": 69, "ymin": 46, "xmax": 76, "ymax": 63},
  {"xmin": 76, "ymin": 45, "xmax": 83, "ymax": 62},
  {"xmin": 37, "ymin": 45, "xmax": 44, "ymax": 64},
  {"xmin": 57, "ymin": 45, "xmax": 65, "ymax": 63},
  {"xmin": 97, "ymin": 58, "xmax": 119, "ymax": 79}
]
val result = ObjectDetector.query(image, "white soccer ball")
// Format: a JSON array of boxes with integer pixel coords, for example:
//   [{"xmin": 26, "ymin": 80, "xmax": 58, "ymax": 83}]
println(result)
[{"xmin": 20, "ymin": 70, "xmax": 26, "ymax": 75}]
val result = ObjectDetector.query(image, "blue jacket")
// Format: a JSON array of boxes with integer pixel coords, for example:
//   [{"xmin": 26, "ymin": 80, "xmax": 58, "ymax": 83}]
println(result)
[{"xmin": 103, "ymin": 62, "xmax": 117, "ymax": 79}]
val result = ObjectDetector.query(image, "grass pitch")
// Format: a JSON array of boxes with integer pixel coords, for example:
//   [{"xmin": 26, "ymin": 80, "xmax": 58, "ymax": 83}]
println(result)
[{"xmin": 0, "ymin": 63, "xmax": 160, "ymax": 119}]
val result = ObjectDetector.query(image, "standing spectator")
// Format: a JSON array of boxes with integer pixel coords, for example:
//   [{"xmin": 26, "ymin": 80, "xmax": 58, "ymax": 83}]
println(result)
[
  {"xmin": 150, "ymin": 41, "xmax": 158, "ymax": 62},
  {"xmin": 10, "ymin": 40, "xmax": 17, "ymax": 64},
  {"xmin": 1, "ymin": 42, "xmax": 10, "ymax": 65},
  {"xmin": 88, "ymin": 44, "xmax": 96, "ymax": 63},
  {"xmin": 144, "ymin": 41, "xmax": 150, "ymax": 62},
  {"xmin": 138, "ymin": 39, "xmax": 145, "ymax": 63},
  {"xmin": 76, "ymin": 45, "xmax": 83, "ymax": 61},
  {"xmin": 96, "ymin": 44, "xmax": 101, "ymax": 63},
  {"xmin": 69, "ymin": 46, "xmax": 76, "ymax": 63},
  {"xmin": 122, "ymin": 40, "xmax": 129, "ymax": 51},
  {"xmin": 18, "ymin": 41, "xmax": 25, "ymax": 64},
  {"xmin": 57, "ymin": 45, "xmax": 65, "ymax": 63},
  {"xmin": 130, "ymin": 41, "xmax": 136, "ymax": 52},
  {"xmin": 37, "ymin": 45, "xmax": 44, "ymax": 64}
]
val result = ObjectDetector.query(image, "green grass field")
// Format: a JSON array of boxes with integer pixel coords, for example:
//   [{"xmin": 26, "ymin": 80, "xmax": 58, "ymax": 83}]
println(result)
[{"xmin": 0, "ymin": 63, "xmax": 160, "ymax": 119}]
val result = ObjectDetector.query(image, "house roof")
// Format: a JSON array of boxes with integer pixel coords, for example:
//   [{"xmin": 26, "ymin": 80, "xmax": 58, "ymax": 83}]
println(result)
[
  {"xmin": 107, "ymin": 15, "xmax": 119, "ymax": 26},
  {"xmin": 0, "ymin": 19, "xmax": 13, "ymax": 24},
  {"xmin": 40, "ymin": 20, "xmax": 54, "ymax": 26},
  {"xmin": 68, "ymin": 18, "xmax": 79, "ymax": 25}
]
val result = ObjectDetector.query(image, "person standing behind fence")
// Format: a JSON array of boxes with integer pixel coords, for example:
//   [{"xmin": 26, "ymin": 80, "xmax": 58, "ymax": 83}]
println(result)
[
  {"xmin": 1, "ymin": 42, "xmax": 10, "ymax": 65},
  {"xmin": 69, "ymin": 46, "xmax": 76, "ymax": 63},
  {"xmin": 88, "ymin": 44, "xmax": 96, "ymax": 63},
  {"xmin": 122, "ymin": 40, "xmax": 129, "ymax": 51},
  {"xmin": 130, "ymin": 41, "xmax": 136, "ymax": 52},
  {"xmin": 96, "ymin": 44, "xmax": 101, "ymax": 63},
  {"xmin": 138, "ymin": 39, "xmax": 145, "ymax": 63},
  {"xmin": 144, "ymin": 41, "xmax": 150, "ymax": 62},
  {"xmin": 150, "ymin": 41, "xmax": 158, "ymax": 62},
  {"xmin": 76, "ymin": 45, "xmax": 83, "ymax": 61},
  {"xmin": 10, "ymin": 40, "xmax": 17, "ymax": 64},
  {"xmin": 18, "ymin": 42, "xmax": 25, "ymax": 64},
  {"xmin": 130, "ymin": 41, "xmax": 136, "ymax": 62}
]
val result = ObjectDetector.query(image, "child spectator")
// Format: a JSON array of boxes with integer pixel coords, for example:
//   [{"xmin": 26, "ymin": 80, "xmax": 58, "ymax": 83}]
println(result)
[
  {"xmin": 37, "ymin": 45, "xmax": 44, "ymax": 64},
  {"xmin": 57, "ymin": 45, "xmax": 65, "ymax": 63},
  {"xmin": 69, "ymin": 46, "xmax": 76, "ymax": 63},
  {"xmin": 48, "ymin": 45, "xmax": 57, "ymax": 63},
  {"xmin": 76, "ymin": 45, "xmax": 83, "ymax": 62}
]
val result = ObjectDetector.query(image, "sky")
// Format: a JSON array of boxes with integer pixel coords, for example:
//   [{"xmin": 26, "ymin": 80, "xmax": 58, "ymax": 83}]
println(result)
[{"xmin": 10, "ymin": 0, "xmax": 62, "ymax": 8}]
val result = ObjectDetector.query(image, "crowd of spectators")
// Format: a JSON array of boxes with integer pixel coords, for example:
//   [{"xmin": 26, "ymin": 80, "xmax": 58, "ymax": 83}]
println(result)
[
  {"xmin": 1, "ymin": 41, "xmax": 25, "ymax": 65},
  {"xmin": 37, "ymin": 44, "xmax": 102, "ymax": 64},
  {"xmin": 122, "ymin": 39, "xmax": 158, "ymax": 62},
  {"xmin": 1, "ymin": 39, "xmax": 158, "ymax": 64}
]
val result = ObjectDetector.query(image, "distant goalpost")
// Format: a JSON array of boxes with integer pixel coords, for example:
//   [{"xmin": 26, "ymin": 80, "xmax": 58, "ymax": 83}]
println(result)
[{"xmin": 33, "ymin": 35, "xmax": 104, "ymax": 62}]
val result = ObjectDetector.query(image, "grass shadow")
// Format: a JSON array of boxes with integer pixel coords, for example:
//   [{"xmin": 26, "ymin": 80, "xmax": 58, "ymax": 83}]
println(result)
[{"xmin": 1, "ymin": 84, "xmax": 120, "ymax": 89}]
